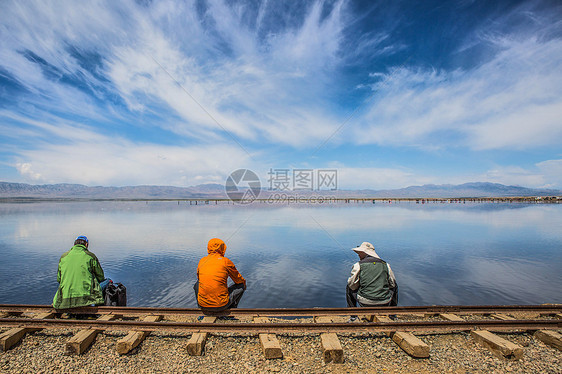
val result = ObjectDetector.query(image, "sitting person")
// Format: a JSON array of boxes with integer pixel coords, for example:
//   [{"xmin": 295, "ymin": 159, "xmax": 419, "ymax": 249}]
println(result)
[
  {"xmin": 194, "ymin": 238, "xmax": 246, "ymax": 313},
  {"xmin": 346, "ymin": 242, "xmax": 398, "ymax": 307},
  {"xmin": 53, "ymin": 235, "xmax": 106, "ymax": 309}
]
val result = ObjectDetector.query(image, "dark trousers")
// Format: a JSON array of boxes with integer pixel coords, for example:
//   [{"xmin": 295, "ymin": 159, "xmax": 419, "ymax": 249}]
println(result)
[
  {"xmin": 193, "ymin": 281, "xmax": 245, "ymax": 313},
  {"xmin": 346, "ymin": 285, "xmax": 398, "ymax": 307}
]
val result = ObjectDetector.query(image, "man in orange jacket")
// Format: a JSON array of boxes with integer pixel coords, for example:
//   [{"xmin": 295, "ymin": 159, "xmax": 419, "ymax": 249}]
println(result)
[{"xmin": 194, "ymin": 238, "xmax": 246, "ymax": 312}]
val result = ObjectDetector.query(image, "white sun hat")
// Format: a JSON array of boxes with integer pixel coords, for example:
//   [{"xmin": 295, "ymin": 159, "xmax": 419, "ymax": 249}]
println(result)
[{"xmin": 351, "ymin": 242, "xmax": 379, "ymax": 258}]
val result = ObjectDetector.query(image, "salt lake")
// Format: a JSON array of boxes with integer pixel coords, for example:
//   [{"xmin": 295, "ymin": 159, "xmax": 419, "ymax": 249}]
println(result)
[{"xmin": 0, "ymin": 200, "xmax": 560, "ymax": 308}]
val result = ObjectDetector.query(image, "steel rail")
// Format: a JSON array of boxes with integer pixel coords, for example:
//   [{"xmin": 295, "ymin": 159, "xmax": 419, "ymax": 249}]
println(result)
[
  {"xmin": 0, "ymin": 317, "xmax": 559, "ymax": 334},
  {"xmin": 1, "ymin": 304, "xmax": 561, "ymax": 317}
]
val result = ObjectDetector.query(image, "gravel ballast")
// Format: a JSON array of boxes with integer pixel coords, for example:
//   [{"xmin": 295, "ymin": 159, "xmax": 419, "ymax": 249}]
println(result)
[{"xmin": 1, "ymin": 325, "xmax": 561, "ymax": 373}]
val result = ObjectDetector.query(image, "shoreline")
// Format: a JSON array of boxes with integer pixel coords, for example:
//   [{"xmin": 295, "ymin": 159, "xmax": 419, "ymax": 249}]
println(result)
[{"xmin": 1, "ymin": 196, "xmax": 561, "ymax": 204}]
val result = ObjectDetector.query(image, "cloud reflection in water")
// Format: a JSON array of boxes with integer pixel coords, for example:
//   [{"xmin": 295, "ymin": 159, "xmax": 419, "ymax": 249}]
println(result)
[{"xmin": 0, "ymin": 201, "xmax": 560, "ymax": 307}]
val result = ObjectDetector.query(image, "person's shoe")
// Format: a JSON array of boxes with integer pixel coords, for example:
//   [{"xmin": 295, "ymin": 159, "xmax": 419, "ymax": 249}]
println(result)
[{"xmin": 347, "ymin": 316, "xmax": 359, "ymax": 323}]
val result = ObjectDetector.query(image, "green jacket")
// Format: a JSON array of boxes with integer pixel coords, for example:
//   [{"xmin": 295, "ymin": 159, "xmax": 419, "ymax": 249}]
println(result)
[{"xmin": 52, "ymin": 244, "xmax": 105, "ymax": 309}]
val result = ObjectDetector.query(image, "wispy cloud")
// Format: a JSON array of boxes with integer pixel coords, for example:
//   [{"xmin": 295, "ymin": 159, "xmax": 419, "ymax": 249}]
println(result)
[
  {"xmin": 1, "ymin": 0, "xmax": 561, "ymax": 187},
  {"xmin": 3, "ymin": 112, "xmax": 253, "ymax": 186},
  {"xmin": 1, "ymin": 0, "xmax": 348, "ymax": 145},
  {"xmin": 15, "ymin": 139, "xmax": 253, "ymax": 186},
  {"xmin": 352, "ymin": 35, "xmax": 562, "ymax": 150}
]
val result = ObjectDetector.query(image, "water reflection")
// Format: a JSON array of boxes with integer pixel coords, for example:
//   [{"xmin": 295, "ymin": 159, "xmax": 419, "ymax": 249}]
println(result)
[{"xmin": 0, "ymin": 201, "xmax": 560, "ymax": 307}]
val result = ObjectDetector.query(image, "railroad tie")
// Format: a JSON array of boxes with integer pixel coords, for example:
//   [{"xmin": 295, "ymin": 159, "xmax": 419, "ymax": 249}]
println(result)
[
  {"xmin": 491, "ymin": 313, "xmax": 544, "ymax": 356},
  {"xmin": 0, "ymin": 312, "xmax": 55, "ymax": 351},
  {"xmin": 373, "ymin": 315, "xmax": 430, "ymax": 358},
  {"xmin": 470, "ymin": 330, "xmax": 523, "ymax": 360},
  {"xmin": 315, "ymin": 316, "xmax": 344, "ymax": 364},
  {"xmin": 534, "ymin": 330, "xmax": 562, "ymax": 351},
  {"xmin": 409, "ymin": 313, "xmax": 426, "ymax": 319},
  {"xmin": 66, "ymin": 313, "xmax": 120, "ymax": 355},
  {"xmin": 440, "ymin": 313, "xmax": 465, "ymax": 322},
  {"xmin": 253, "ymin": 317, "xmax": 283, "ymax": 359},
  {"xmin": 116, "ymin": 315, "xmax": 163, "ymax": 355},
  {"xmin": 439, "ymin": 313, "xmax": 469, "ymax": 332},
  {"xmin": 491, "ymin": 313, "xmax": 515, "ymax": 321},
  {"xmin": 4, "ymin": 312, "xmax": 23, "ymax": 317},
  {"xmin": 423, "ymin": 313, "xmax": 439, "ymax": 319},
  {"xmin": 186, "ymin": 316, "xmax": 216, "ymax": 356}
]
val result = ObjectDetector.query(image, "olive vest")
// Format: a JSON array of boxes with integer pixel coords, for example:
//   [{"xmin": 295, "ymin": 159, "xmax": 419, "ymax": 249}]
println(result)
[{"xmin": 357, "ymin": 256, "xmax": 391, "ymax": 302}]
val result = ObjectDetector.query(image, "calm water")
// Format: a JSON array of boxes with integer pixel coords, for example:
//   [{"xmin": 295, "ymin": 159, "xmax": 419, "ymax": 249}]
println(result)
[{"xmin": 0, "ymin": 201, "xmax": 560, "ymax": 308}]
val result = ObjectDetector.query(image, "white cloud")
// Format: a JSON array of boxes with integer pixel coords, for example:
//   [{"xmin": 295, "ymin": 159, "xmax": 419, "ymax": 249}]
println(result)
[
  {"xmin": 15, "ymin": 163, "xmax": 41, "ymax": 180},
  {"xmin": 267, "ymin": 0, "xmax": 344, "ymax": 71},
  {"xmin": 1, "ymin": 1, "xmax": 562, "ymax": 188},
  {"xmin": 335, "ymin": 167, "xmax": 434, "ymax": 190},
  {"xmin": 440, "ymin": 159, "xmax": 562, "ymax": 189},
  {"xmin": 428, "ymin": 163, "xmax": 557, "ymax": 189},
  {"xmin": 476, "ymin": 166, "xmax": 547, "ymax": 188},
  {"xmin": 15, "ymin": 141, "xmax": 253, "ymax": 186},
  {"xmin": 0, "ymin": 0, "xmax": 348, "ymax": 147},
  {"xmin": 8, "ymin": 115, "xmax": 254, "ymax": 185},
  {"xmin": 536, "ymin": 159, "xmax": 562, "ymax": 188},
  {"xmin": 353, "ymin": 36, "xmax": 562, "ymax": 150},
  {"xmin": 322, "ymin": 159, "xmax": 562, "ymax": 190},
  {"xmin": 4, "ymin": 0, "xmax": 559, "ymax": 152},
  {"xmin": 0, "ymin": 111, "xmax": 108, "ymax": 144}
]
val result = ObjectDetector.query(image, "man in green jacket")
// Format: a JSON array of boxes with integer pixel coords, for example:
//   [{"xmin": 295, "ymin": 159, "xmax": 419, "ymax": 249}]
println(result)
[{"xmin": 53, "ymin": 235, "xmax": 106, "ymax": 309}]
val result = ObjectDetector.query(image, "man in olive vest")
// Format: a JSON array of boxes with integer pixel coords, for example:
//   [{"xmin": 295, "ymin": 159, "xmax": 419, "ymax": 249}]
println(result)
[{"xmin": 346, "ymin": 242, "xmax": 398, "ymax": 307}]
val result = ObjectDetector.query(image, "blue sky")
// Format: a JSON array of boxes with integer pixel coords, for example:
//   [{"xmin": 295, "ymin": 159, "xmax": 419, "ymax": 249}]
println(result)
[{"xmin": 1, "ymin": 0, "xmax": 561, "ymax": 190}]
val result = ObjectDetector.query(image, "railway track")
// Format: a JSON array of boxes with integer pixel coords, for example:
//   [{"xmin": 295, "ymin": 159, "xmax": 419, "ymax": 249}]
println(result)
[
  {"xmin": 1, "ymin": 304, "xmax": 561, "ymax": 361},
  {"xmin": 2, "ymin": 303, "xmax": 561, "ymax": 316}
]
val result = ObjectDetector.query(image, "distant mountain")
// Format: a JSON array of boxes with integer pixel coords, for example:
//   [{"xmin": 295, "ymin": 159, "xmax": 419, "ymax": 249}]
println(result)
[
  {"xmin": 355, "ymin": 182, "xmax": 562, "ymax": 198},
  {"xmin": 0, "ymin": 181, "xmax": 560, "ymax": 199},
  {"xmin": 0, "ymin": 182, "xmax": 227, "ymax": 199}
]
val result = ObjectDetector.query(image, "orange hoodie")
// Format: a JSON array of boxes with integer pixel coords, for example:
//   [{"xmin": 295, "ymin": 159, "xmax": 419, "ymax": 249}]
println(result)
[{"xmin": 196, "ymin": 238, "xmax": 246, "ymax": 308}]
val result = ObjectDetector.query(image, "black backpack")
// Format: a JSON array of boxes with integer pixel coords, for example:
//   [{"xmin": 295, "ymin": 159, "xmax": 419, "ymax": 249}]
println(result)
[{"xmin": 104, "ymin": 282, "xmax": 127, "ymax": 306}]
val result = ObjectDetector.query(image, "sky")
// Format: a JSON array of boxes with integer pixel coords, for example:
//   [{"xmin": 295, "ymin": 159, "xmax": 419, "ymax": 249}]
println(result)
[{"xmin": 1, "ymin": 0, "xmax": 561, "ymax": 190}]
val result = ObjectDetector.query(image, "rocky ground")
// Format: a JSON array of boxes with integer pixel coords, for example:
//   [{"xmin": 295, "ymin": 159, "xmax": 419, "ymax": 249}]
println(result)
[{"xmin": 1, "ymin": 314, "xmax": 560, "ymax": 373}]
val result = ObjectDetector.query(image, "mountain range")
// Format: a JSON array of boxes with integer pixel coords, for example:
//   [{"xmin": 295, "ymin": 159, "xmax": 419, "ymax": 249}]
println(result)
[{"xmin": 0, "ymin": 181, "xmax": 560, "ymax": 199}]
